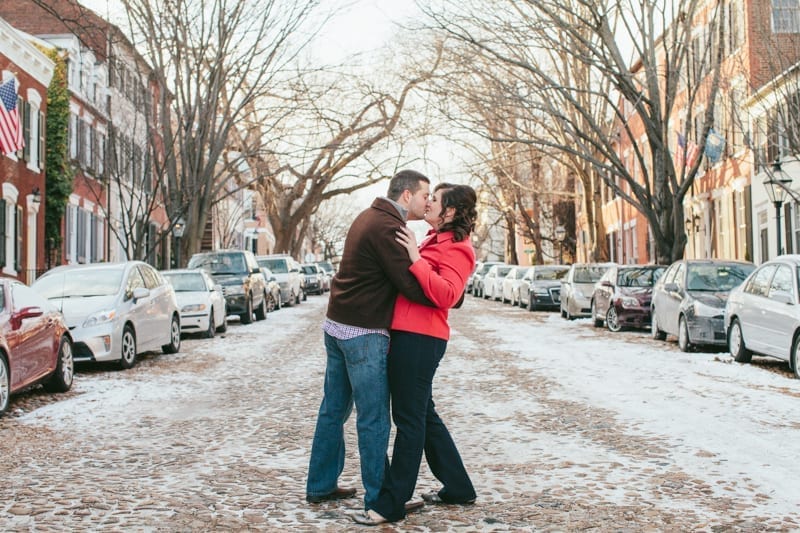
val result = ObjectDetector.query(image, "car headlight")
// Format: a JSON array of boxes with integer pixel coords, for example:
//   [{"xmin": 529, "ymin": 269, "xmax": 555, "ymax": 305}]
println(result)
[
  {"xmin": 225, "ymin": 284, "xmax": 245, "ymax": 296},
  {"xmin": 533, "ymin": 287, "xmax": 549, "ymax": 295},
  {"xmin": 83, "ymin": 309, "xmax": 117, "ymax": 328},
  {"xmin": 693, "ymin": 300, "xmax": 721, "ymax": 318},
  {"xmin": 182, "ymin": 303, "xmax": 207, "ymax": 313},
  {"xmin": 620, "ymin": 297, "xmax": 639, "ymax": 309}
]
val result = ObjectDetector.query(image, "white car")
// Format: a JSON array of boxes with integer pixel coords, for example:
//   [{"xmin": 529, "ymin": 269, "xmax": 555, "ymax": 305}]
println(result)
[
  {"xmin": 162, "ymin": 269, "xmax": 227, "ymax": 338},
  {"xmin": 256, "ymin": 254, "xmax": 303, "ymax": 306},
  {"xmin": 32, "ymin": 261, "xmax": 181, "ymax": 369},
  {"xmin": 725, "ymin": 255, "xmax": 799, "ymax": 376},
  {"xmin": 483, "ymin": 264, "xmax": 513, "ymax": 301},
  {"xmin": 501, "ymin": 266, "xmax": 532, "ymax": 305}
]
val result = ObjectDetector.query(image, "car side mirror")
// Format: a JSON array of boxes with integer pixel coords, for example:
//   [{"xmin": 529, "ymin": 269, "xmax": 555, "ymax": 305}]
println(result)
[
  {"xmin": 213, "ymin": 284, "xmax": 223, "ymax": 293},
  {"xmin": 771, "ymin": 290, "xmax": 794, "ymax": 305},
  {"xmin": 601, "ymin": 281, "xmax": 613, "ymax": 288},
  {"xmin": 664, "ymin": 282, "xmax": 680, "ymax": 293},
  {"xmin": 132, "ymin": 287, "xmax": 150, "ymax": 301},
  {"xmin": 11, "ymin": 306, "xmax": 44, "ymax": 329},
  {"xmin": 252, "ymin": 267, "xmax": 261, "ymax": 275}
]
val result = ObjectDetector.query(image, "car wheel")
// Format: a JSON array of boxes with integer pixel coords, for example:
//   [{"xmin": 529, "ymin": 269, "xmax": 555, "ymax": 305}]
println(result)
[
  {"xmin": 678, "ymin": 315, "xmax": 693, "ymax": 352},
  {"xmin": 560, "ymin": 302, "xmax": 567, "ymax": 318},
  {"xmin": 728, "ymin": 319, "xmax": 752, "ymax": 363},
  {"xmin": 204, "ymin": 310, "xmax": 216, "ymax": 339},
  {"xmin": 119, "ymin": 324, "xmax": 137, "ymax": 369},
  {"xmin": 591, "ymin": 301, "xmax": 603, "ymax": 327},
  {"xmin": 528, "ymin": 293, "xmax": 536, "ymax": 312},
  {"xmin": 295, "ymin": 289, "xmax": 302, "ymax": 305},
  {"xmin": 606, "ymin": 307, "xmax": 622, "ymax": 332},
  {"xmin": 255, "ymin": 294, "xmax": 267, "ymax": 321},
  {"xmin": 565, "ymin": 300, "xmax": 574, "ymax": 320},
  {"xmin": 791, "ymin": 335, "xmax": 800, "ymax": 379},
  {"xmin": 162, "ymin": 314, "xmax": 182, "ymax": 354},
  {"xmin": 217, "ymin": 310, "xmax": 228, "ymax": 333},
  {"xmin": 651, "ymin": 311, "xmax": 667, "ymax": 341},
  {"xmin": 0, "ymin": 353, "xmax": 10, "ymax": 416},
  {"xmin": 43, "ymin": 335, "xmax": 74, "ymax": 392},
  {"xmin": 240, "ymin": 297, "xmax": 254, "ymax": 324},
  {"xmin": 266, "ymin": 293, "xmax": 276, "ymax": 313},
  {"xmin": 275, "ymin": 292, "xmax": 282, "ymax": 310}
]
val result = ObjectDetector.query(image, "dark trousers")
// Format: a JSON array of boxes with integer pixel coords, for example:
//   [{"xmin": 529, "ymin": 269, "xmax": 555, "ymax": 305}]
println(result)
[{"xmin": 371, "ymin": 331, "xmax": 476, "ymax": 521}]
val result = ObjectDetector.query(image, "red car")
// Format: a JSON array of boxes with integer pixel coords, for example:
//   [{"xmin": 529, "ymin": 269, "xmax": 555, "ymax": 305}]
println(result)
[
  {"xmin": 591, "ymin": 264, "xmax": 666, "ymax": 332},
  {"xmin": 0, "ymin": 277, "xmax": 74, "ymax": 417}
]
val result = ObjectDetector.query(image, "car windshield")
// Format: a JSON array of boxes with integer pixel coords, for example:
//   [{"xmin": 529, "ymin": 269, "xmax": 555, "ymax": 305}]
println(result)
[
  {"xmin": 301, "ymin": 265, "xmax": 317, "ymax": 274},
  {"xmin": 617, "ymin": 267, "xmax": 666, "ymax": 287},
  {"xmin": 535, "ymin": 268, "xmax": 569, "ymax": 281},
  {"xmin": 188, "ymin": 253, "xmax": 246, "ymax": 275},
  {"xmin": 573, "ymin": 266, "xmax": 609, "ymax": 283},
  {"xmin": 317, "ymin": 261, "xmax": 334, "ymax": 273},
  {"xmin": 686, "ymin": 264, "xmax": 754, "ymax": 291},
  {"xmin": 163, "ymin": 273, "xmax": 206, "ymax": 292},
  {"xmin": 477, "ymin": 263, "xmax": 498, "ymax": 276},
  {"xmin": 258, "ymin": 259, "xmax": 288, "ymax": 273},
  {"xmin": 496, "ymin": 266, "xmax": 513, "ymax": 277},
  {"xmin": 513, "ymin": 269, "xmax": 527, "ymax": 279},
  {"xmin": 33, "ymin": 268, "xmax": 124, "ymax": 299}
]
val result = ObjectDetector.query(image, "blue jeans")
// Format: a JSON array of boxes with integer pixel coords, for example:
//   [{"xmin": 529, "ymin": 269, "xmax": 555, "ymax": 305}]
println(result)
[{"xmin": 306, "ymin": 332, "xmax": 390, "ymax": 508}]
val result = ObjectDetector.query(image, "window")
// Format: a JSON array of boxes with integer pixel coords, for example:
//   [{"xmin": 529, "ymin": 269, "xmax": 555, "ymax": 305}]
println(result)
[
  {"xmin": 38, "ymin": 111, "xmax": 45, "ymax": 168},
  {"xmin": 22, "ymin": 100, "xmax": 30, "ymax": 161},
  {"xmin": 69, "ymin": 113, "xmax": 78, "ymax": 160},
  {"xmin": 773, "ymin": 0, "xmax": 800, "ymax": 33},
  {"xmin": 746, "ymin": 265, "xmax": 777, "ymax": 296},
  {"xmin": 769, "ymin": 265, "xmax": 794, "ymax": 300}
]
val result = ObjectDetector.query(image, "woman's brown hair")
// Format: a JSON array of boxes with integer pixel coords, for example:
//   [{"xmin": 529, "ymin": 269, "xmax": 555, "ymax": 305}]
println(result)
[{"xmin": 434, "ymin": 184, "xmax": 477, "ymax": 242}]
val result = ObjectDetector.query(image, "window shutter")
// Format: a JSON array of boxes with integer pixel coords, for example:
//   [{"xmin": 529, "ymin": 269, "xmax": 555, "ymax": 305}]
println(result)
[
  {"xmin": 22, "ymin": 101, "xmax": 31, "ymax": 161},
  {"xmin": 15, "ymin": 205, "xmax": 22, "ymax": 271},
  {"xmin": 0, "ymin": 199, "xmax": 6, "ymax": 266}
]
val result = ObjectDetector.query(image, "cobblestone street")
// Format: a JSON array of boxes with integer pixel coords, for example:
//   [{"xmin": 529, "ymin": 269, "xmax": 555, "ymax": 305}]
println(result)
[{"xmin": 2, "ymin": 294, "xmax": 799, "ymax": 532}]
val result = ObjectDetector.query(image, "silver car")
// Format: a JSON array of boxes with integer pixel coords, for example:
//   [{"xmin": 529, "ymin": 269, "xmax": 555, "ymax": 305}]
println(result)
[
  {"xmin": 560, "ymin": 263, "xmax": 614, "ymax": 319},
  {"xmin": 32, "ymin": 261, "xmax": 181, "ymax": 369},
  {"xmin": 651, "ymin": 259, "xmax": 754, "ymax": 352},
  {"xmin": 725, "ymin": 255, "xmax": 800, "ymax": 378}
]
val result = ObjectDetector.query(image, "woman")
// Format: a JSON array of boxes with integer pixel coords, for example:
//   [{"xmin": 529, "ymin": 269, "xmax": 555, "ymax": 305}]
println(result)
[{"xmin": 353, "ymin": 183, "xmax": 478, "ymax": 526}]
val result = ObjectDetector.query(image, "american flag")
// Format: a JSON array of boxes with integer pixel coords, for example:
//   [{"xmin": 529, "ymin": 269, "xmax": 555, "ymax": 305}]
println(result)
[{"xmin": 0, "ymin": 78, "xmax": 24, "ymax": 155}]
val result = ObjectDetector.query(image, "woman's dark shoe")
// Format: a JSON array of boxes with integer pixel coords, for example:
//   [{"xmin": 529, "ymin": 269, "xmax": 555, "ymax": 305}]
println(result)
[
  {"xmin": 421, "ymin": 491, "xmax": 476, "ymax": 505},
  {"xmin": 351, "ymin": 509, "xmax": 389, "ymax": 526}
]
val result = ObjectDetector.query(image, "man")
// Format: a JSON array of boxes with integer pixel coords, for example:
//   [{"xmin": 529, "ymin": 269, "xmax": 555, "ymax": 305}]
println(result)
[{"xmin": 306, "ymin": 170, "xmax": 433, "ymax": 509}]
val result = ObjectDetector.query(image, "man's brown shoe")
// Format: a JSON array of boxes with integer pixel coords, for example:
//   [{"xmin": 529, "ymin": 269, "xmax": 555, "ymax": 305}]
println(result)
[{"xmin": 306, "ymin": 487, "xmax": 357, "ymax": 503}]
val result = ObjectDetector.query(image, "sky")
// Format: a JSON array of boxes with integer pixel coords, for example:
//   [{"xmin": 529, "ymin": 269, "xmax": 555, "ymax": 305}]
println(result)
[{"xmin": 15, "ymin": 295, "xmax": 800, "ymax": 528}]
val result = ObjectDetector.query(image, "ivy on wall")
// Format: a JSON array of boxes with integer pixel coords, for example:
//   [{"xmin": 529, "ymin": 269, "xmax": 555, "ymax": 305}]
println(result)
[{"xmin": 42, "ymin": 48, "xmax": 72, "ymax": 266}]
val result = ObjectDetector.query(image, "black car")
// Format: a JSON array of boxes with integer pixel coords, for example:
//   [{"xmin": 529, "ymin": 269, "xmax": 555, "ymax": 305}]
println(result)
[
  {"xmin": 521, "ymin": 265, "xmax": 570, "ymax": 311},
  {"xmin": 187, "ymin": 250, "xmax": 268, "ymax": 324}
]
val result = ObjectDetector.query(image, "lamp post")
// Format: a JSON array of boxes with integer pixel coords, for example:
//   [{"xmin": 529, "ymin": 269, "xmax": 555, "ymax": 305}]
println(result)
[
  {"xmin": 172, "ymin": 217, "xmax": 186, "ymax": 268},
  {"xmin": 764, "ymin": 161, "xmax": 793, "ymax": 257},
  {"xmin": 554, "ymin": 225, "xmax": 566, "ymax": 265}
]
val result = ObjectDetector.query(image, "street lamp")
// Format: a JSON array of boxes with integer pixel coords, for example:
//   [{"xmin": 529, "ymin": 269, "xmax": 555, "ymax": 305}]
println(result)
[
  {"xmin": 554, "ymin": 225, "xmax": 566, "ymax": 265},
  {"xmin": 764, "ymin": 161, "xmax": 793, "ymax": 256},
  {"xmin": 172, "ymin": 217, "xmax": 186, "ymax": 268}
]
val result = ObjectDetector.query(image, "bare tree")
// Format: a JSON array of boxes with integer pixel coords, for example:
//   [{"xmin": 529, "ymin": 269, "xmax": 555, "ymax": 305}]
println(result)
[
  {"xmin": 307, "ymin": 196, "xmax": 359, "ymax": 261},
  {"xmin": 243, "ymin": 51, "xmax": 442, "ymax": 256},
  {"xmin": 119, "ymin": 0, "xmax": 321, "ymax": 261},
  {"xmin": 423, "ymin": 0, "xmax": 725, "ymax": 263}
]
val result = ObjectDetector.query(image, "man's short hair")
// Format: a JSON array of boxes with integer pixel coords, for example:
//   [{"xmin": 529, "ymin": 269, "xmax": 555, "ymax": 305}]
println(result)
[{"xmin": 386, "ymin": 170, "xmax": 430, "ymax": 201}]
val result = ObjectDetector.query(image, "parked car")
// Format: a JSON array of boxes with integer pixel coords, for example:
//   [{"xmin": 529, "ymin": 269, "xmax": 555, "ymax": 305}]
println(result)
[
  {"xmin": 301, "ymin": 263, "xmax": 325, "ymax": 296},
  {"xmin": 591, "ymin": 264, "xmax": 666, "ymax": 332},
  {"xmin": 521, "ymin": 265, "xmax": 570, "ymax": 311},
  {"xmin": 0, "ymin": 277, "xmax": 74, "ymax": 417},
  {"xmin": 471, "ymin": 261, "xmax": 504, "ymax": 297},
  {"xmin": 651, "ymin": 259, "xmax": 754, "ymax": 352},
  {"xmin": 32, "ymin": 261, "xmax": 181, "ymax": 369},
  {"xmin": 483, "ymin": 264, "xmax": 514, "ymax": 301},
  {"xmin": 501, "ymin": 266, "xmax": 532, "ymax": 305},
  {"xmin": 256, "ymin": 254, "xmax": 303, "ymax": 306},
  {"xmin": 259, "ymin": 267, "xmax": 283, "ymax": 311},
  {"xmin": 187, "ymin": 249, "xmax": 268, "ymax": 324},
  {"xmin": 162, "ymin": 269, "xmax": 227, "ymax": 338},
  {"xmin": 316, "ymin": 261, "xmax": 335, "ymax": 292},
  {"xmin": 725, "ymin": 255, "xmax": 800, "ymax": 377},
  {"xmin": 560, "ymin": 263, "xmax": 614, "ymax": 319}
]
